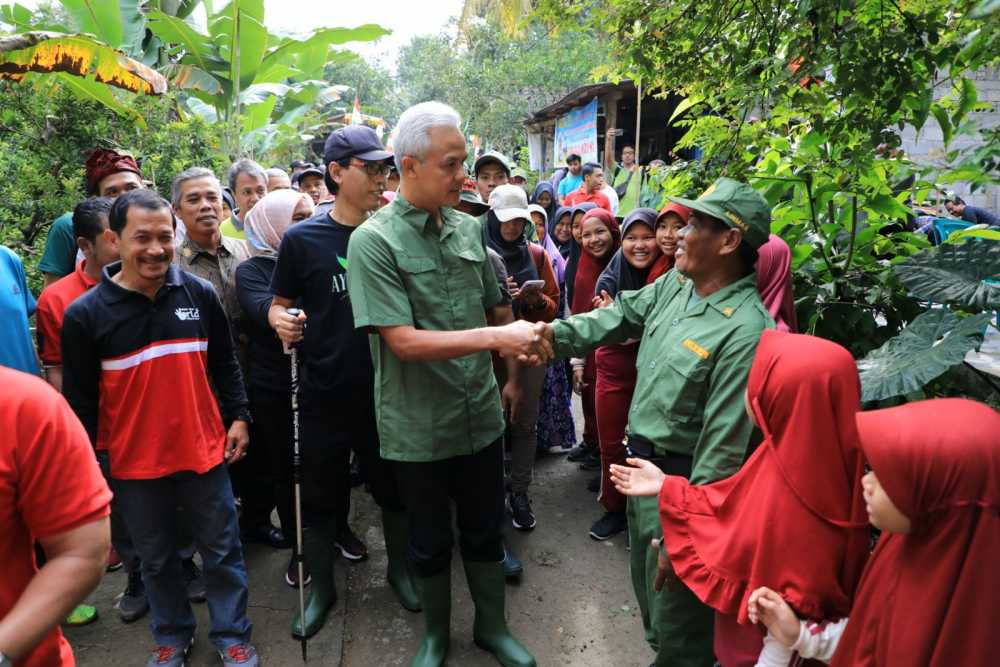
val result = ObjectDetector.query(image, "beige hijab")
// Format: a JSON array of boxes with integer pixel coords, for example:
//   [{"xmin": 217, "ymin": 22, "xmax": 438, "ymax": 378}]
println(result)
[{"xmin": 244, "ymin": 189, "xmax": 314, "ymax": 256}]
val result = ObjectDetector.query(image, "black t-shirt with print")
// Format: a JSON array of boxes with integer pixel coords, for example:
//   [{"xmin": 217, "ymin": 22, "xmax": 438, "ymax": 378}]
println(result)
[{"xmin": 270, "ymin": 211, "xmax": 372, "ymax": 395}]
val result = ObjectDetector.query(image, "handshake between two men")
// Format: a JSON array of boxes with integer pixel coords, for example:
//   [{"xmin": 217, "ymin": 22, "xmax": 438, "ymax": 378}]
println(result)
[{"xmin": 492, "ymin": 320, "xmax": 556, "ymax": 367}]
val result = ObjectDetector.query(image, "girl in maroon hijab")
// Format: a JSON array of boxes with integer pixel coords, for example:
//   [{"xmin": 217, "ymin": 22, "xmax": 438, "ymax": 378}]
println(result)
[
  {"xmin": 747, "ymin": 398, "xmax": 999, "ymax": 666},
  {"xmin": 587, "ymin": 208, "xmax": 662, "ymax": 540},
  {"xmin": 755, "ymin": 235, "xmax": 797, "ymax": 333},
  {"xmin": 568, "ymin": 209, "xmax": 620, "ymax": 473},
  {"xmin": 610, "ymin": 330, "xmax": 871, "ymax": 666}
]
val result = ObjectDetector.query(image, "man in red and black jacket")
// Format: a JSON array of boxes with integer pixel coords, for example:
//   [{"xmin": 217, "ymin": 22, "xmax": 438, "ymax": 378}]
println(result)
[{"xmin": 61, "ymin": 189, "xmax": 259, "ymax": 667}]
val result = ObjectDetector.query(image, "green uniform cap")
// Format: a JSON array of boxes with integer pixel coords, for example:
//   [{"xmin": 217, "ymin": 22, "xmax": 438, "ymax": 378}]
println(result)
[
  {"xmin": 474, "ymin": 150, "xmax": 511, "ymax": 176},
  {"xmin": 669, "ymin": 177, "xmax": 771, "ymax": 249}
]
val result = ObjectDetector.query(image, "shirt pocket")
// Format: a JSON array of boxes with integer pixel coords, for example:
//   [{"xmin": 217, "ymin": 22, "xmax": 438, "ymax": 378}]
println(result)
[
  {"xmin": 659, "ymin": 346, "xmax": 710, "ymax": 423},
  {"xmin": 397, "ymin": 255, "xmax": 441, "ymax": 320},
  {"xmin": 452, "ymin": 244, "xmax": 488, "ymax": 296}
]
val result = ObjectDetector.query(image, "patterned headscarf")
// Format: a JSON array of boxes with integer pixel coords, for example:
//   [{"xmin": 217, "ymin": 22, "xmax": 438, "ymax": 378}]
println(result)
[{"xmin": 244, "ymin": 189, "xmax": 314, "ymax": 256}]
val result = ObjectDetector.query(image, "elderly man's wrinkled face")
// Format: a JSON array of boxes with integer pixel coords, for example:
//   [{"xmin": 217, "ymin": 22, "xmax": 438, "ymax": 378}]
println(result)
[
  {"xmin": 402, "ymin": 126, "xmax": 468, "ymax": 210},
  {"xmin": 174, "ymin": 176, "xmax": 223, "ymax": 239}
]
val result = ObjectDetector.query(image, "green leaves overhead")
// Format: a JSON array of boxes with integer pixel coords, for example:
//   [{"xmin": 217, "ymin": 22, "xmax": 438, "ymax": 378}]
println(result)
[
  {"xmin": 0, "ymin": 32, "xmax": 168, "ymax": 94},
  {"xmin": 894, "ymin": 239, "xmax": 1000, "ymax": 310},
  {"xmin": 146, "ymin": 10, "xmax": 215, "ymax": 72},
  {"xmin": 857, "ymin": 309, "xmax": 992, "ymax": 402}
]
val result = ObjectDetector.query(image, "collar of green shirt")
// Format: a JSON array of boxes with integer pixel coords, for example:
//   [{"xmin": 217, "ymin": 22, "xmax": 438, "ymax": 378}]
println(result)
[
  {"xmin": 389, "ymin": 191, "xmax": 466, "ymax": 236},
  {"xmin": 678, "ymin": 272, "xmax": 759, "ymax": 319}
]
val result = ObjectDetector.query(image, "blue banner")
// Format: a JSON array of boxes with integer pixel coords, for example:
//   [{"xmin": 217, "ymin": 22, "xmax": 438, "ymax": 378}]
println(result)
[{"xmin": 553, "ymin": 97, "xmax": 598, "ymax": 165}]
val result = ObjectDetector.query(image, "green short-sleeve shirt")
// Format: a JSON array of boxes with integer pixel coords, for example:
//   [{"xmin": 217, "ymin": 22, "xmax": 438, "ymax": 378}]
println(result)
[
  {"xmin": 552, "ymin": 270, "xmax": 773, "ymax": 484},
  {"xmin": 38, "ymin": 212, "xmax": 76, "ymax": 277},
  {"xmin": 347, "ymin": 193, "xmax": 506, "ymax": 463}
]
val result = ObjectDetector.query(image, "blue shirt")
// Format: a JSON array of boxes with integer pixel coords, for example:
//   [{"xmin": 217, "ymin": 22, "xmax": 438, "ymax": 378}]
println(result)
[
  {"xmin": 557, "ymin": 173, "xmax": 583, "ymax": 202},
  {"xmin": 0, "ymin": 246, "xmax": 39, "ymax": 374},
  {"xmin": 961, "ymin": 205, "xmax": 1000, "ymax": 227}
]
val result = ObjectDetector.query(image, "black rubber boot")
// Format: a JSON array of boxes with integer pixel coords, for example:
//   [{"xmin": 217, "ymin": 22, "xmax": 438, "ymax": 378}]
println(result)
[
  {"xmin": 463, "ymin": 560, "xmax": 536, "ymax": 667},
  {"xmin": 290, "ymin": 523, "xmax": 336, "ymax": 639},
  {"xmin": 382, "ymin": 510, "xmax": 421, "ymax": 612},
  {"xmin": 409, "ymin": 570, "xmax": 451, "ymax": 667}
]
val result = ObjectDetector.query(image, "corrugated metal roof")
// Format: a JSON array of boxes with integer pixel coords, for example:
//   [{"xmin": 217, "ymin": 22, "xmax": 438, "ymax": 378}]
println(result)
[{"xmin": 526, "ymin": 80, "xmax": 637, "ymax": 123}]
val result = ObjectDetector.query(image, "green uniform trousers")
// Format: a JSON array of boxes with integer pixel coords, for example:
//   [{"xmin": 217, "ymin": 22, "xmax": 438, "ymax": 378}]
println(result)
[{"xmin": 627, "ymin": 494, "xmax": 714, "ymax": 666}]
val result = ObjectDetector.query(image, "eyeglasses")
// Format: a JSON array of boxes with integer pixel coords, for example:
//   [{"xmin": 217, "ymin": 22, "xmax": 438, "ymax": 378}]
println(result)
[{"xmin": 349, "ymin": 159, "xmax": 392, "ymax": 178}]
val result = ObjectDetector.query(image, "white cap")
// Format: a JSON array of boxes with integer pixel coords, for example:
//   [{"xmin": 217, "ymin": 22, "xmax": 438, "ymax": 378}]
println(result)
[{"xmin": 489, "ymin": 184, "xmax": 531, "ymax": 223}]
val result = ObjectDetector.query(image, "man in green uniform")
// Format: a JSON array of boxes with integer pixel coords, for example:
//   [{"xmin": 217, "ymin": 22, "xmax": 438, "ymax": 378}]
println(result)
[
  {"xmin": 536, "ymin": 178, "xmax": 774, "ymax": 666},
  {"xmin": 347, "ymin": 101, "xmax": 544, "ymax": 667}
]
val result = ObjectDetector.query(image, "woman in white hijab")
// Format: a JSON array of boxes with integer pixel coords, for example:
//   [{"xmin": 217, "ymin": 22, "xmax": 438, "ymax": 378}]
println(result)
[{"xmin": 235, "ymin": 189, "xmax": 314, "ymax": 586}]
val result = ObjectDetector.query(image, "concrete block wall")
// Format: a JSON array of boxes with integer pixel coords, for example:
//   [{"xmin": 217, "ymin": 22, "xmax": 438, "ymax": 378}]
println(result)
[{"xmin": 900, "ymin": 65, "xmax": 1000, "ymax": 212}]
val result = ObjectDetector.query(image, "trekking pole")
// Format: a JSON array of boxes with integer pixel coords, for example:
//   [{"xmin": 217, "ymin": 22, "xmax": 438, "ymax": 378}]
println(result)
[{"xmin": 285, "ymin": 308, "xmax": 308, "ymax": 662}]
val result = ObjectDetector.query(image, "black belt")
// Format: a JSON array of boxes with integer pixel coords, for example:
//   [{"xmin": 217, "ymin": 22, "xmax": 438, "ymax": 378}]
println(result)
[{"xmin": 625, "ymin": 433, "xmax": 693, "ymax": 479}]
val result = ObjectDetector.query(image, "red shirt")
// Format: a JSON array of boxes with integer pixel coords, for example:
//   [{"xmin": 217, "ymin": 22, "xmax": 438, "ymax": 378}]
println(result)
[
  {"xmin": 563, "ymin": 186, "xmax": 613, "ymax": 212},
  {"xmin": 36, "ymin": 260, "xmax": 99, "ymax": 366},
  {"xmin": 0, "ymin": 368, "xmax": 111, "ymax": 667}
]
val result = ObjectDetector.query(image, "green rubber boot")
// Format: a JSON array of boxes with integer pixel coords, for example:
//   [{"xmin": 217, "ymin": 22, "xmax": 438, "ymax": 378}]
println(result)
[
  {"xmin": 382, "ymin": 510, "xmax": 421, "ymax": 612},
  {"xmin": 409, "ymin": 570, "xmax": 451, "ymax": 667},
  {"xmin": 291, "ymin": 524, "xmax": 336, "ymax": 639},
  {"xmin": 463, "ymin": 560, "xmax": 536, "ymax": 667}
]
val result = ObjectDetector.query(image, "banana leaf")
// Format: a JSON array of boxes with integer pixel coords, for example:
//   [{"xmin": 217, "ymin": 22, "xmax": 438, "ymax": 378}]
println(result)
[
  {"xmin": 893, "ymin": 238, "xmax": 1000, "ymax": 310},
  {"xmin": 0, "ymin": 32, "xmax": 167, "ymax": 94},
  {"xmin": 857, "ymin": 309, "xmax": 993, "ymax": 402}
]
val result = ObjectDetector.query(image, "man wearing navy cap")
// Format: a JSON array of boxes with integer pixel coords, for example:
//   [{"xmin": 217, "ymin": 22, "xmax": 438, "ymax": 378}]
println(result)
[
  {"xmin": 267, "ymin": 125, "xmax": 420, "ymax": 640},
  {"xmin": 292, "ymin": 166, "xmax": 327, "ymax": 205}
]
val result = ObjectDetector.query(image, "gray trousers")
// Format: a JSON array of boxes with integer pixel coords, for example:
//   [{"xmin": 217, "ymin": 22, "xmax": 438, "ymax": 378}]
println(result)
[{"xmin": 497, "ymin": 362, "xmax": 547, "ymax": 494}]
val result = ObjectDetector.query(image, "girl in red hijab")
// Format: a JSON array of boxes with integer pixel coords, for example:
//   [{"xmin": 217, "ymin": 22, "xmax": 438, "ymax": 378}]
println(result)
[
  {"xmin": 568, "ymin": 208, "xmax": 620, "ymax": 475},
  {"xmin": 587, "ymin": 208, "xmax": 662, "ymax": 540},
  {"xmin": 746, "ymin": 398, "xmax": 999, "ymax": 666},
  {"xmin": 755, "ymin": 235, "xmax": 797, "ymax": 333},
  {"xmin": 610, "ymin": 330, "xmax": 871, "ymax": 666}
]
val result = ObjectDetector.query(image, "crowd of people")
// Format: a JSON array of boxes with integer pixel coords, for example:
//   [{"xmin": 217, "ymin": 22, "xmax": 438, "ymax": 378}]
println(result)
[{"xmin": 0, "ymin": 99, "xmax": 995, "ymax": 667}]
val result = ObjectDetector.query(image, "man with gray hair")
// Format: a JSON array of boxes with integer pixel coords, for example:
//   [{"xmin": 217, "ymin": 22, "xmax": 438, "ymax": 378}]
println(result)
[
  {"xmin": 172, "ymin": 167, "xmax": 251, "ymax": 329},
  {"xmin": 347, "ymin": 101, "xmax": 542, "ymax": 667},
  {"xmin": 220, "ymin": 158, "xmax": 268, "ymax": 240},
  {"xmin": 170, "ymin": 168, "xmax": 287, "ymax": 550},
  {"xmin": 265, "ymin": 167, "xmax": 292, "ymax": 191}
]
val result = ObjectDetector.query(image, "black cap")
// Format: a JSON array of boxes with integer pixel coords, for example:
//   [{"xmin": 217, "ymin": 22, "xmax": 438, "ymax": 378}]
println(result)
[
  {"xmin": 290, "ymin": 160, "xmax": 314, "ymax": 170},
  {"xmin": 292, "ymin": 166, "xmax": 324, "ymax": 186},
  {"xmin": 324, "ymin": 125, "xmax": 393, "ymax": 165}
]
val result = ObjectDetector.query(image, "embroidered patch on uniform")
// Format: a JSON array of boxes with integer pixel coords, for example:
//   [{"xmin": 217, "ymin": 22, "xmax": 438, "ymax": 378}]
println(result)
[
  {"xmin": 174, "ymin": 307, "xmax": 200, "ymax": 321},
  {"xmin": 677, "ymin": 274, "xmax": 687, "ymax": 285},
  {"xmin": 722, "ymin": 307, "xmax": 734, "ymax": 317},
  {"xmin": 683, "ymin": 338, "xmax": 710, "ymax": 359},
  {"xmin": 724, "ymin": 210, "xmax": 748, "ymax": 232}
]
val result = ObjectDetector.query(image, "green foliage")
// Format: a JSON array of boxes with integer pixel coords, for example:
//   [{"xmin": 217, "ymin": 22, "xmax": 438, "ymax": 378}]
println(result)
[
  {"xmin": 0, "ymin": 80, "xmax": 227, "ymax": 292},
  {"xmin": 535, "ymin": 0, "xmax": 999, "ymax": 400},
  {"xmin": 894, "ymin": 239, "xmax": 1000, "ymax": 310},
  {"xmin": 857, "ymin": 309, "xmax": 992, "ymax": 402}
]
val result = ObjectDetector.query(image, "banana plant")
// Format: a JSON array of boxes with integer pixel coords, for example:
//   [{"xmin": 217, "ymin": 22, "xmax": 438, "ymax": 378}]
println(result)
[
  {"xmin": 0, "ymin": 1, "xmax": 197, "ymax": 125},
  {"xmin": 145, "ymin": 0, "xmax": 387, "ymax": 155}
]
